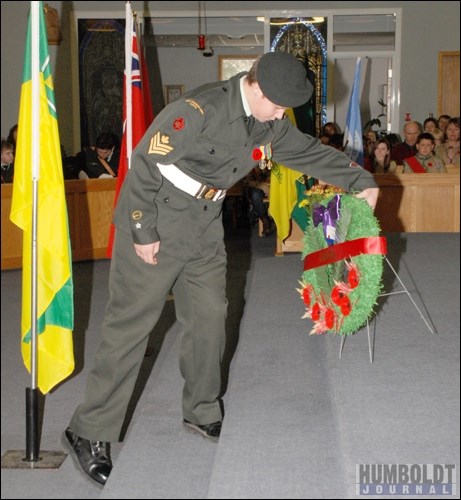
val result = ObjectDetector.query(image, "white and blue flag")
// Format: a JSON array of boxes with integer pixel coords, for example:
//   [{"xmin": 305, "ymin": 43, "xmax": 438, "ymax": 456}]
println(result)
[{"xmin": 343, "ymin": 58, "xmax": 364, "ymax": 166}]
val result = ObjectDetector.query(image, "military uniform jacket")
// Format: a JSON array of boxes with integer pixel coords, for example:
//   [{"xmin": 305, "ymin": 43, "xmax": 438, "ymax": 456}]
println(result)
[{"xmin": 114, "ymin": 72, "xmax": 377, "ymax": 249}]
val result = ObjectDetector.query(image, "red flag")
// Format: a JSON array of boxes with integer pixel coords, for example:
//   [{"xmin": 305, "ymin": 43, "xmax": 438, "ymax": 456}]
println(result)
[{"xmin": 107, "ymin": 9, "xmax": 153, "ymax": 257}]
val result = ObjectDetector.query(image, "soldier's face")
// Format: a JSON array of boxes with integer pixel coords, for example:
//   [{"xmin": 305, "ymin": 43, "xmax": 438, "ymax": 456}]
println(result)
[{"xmin": 253, "ymin": 97, "xmax": 287, "ymax": 122}]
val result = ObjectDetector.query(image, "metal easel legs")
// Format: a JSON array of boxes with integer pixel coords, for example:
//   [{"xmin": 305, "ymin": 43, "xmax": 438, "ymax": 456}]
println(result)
[{"xmin": 339, "ymin": 257, "xmax": 436, "ymax": 364}]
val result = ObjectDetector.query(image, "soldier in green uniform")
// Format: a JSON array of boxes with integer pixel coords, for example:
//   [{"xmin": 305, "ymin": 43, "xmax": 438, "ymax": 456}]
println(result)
[{"xmin": 64, "ymin": 51, "xmax": 379, "ymax": 486}]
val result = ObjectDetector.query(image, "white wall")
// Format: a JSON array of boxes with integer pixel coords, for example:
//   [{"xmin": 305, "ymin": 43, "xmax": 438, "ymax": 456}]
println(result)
[{"xmin": 1, "ymin": 1, "xmax": 459, "ymax": 154}]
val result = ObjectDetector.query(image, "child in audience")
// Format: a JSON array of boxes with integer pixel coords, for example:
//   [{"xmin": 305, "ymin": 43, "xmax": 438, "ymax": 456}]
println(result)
[
  {"xmin": 1, "ymin": 139, "xmax": 14, "ymax": 183},
  {"xmin": 403, "ymin": 133, "xmax": 447, "ymax": 173},
  {"xmin": 432, "ymin": 128, "xmax": 444, "ymax": 146}
]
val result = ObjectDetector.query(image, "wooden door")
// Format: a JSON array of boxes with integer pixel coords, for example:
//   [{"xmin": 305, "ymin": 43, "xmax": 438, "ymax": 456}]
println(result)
[{"xmin": 438, "ymin": 51, "xmax": 460, "ymax": 117}]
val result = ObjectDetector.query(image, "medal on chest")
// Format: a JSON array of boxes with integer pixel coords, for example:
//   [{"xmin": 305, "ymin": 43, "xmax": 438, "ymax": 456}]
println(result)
[{"xmin": 252, "ymin": 143, "xmax": 273, "ymax": 170}]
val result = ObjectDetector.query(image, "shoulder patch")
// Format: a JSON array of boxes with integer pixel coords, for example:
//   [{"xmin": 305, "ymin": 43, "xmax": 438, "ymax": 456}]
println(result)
[
  {"xmin": 173, "ymin": 117, "xmax": 186, "ymax": 131},
  {"xmin": 148, "ymin": 131, "xmax": 173, "ymax": 155},
  {"xmin": 185, "ymin": 98, "xmax": 204, "ymax": 115}
]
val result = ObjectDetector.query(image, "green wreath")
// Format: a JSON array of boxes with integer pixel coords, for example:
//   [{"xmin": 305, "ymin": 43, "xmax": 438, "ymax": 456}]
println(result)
[{"xmin": 298, "ymin": 194, "xmax": 385, "ymax": 336}]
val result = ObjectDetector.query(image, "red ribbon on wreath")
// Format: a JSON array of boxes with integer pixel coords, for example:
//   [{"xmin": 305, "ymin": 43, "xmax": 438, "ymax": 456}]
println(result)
[{"xmin": 304, "ymin": 236, "xmax": 387, "ymax": 270}]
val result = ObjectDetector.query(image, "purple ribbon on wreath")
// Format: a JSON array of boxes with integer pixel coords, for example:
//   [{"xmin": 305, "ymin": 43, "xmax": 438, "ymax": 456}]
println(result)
[{"xmin": 312, "ymin": 194, "xmax": 341, "ymax": 246}]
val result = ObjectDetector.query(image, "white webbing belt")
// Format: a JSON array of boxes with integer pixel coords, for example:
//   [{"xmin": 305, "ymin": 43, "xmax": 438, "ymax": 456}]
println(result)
[{"xmin": 156, "ymin": 163, "xmax": 226, "ymax": 201}]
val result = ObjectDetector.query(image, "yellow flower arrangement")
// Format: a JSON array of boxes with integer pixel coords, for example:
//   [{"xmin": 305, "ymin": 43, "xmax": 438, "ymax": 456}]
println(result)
[{"xmin": 298, "ymin": 183, "xmax": 345, "ymax": 213}]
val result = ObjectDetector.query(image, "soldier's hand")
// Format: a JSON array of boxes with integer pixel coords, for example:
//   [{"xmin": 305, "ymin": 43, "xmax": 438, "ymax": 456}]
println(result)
[
  {"xmin": 355, "ymin": 187, "xmax": 379, "ymax": 211},
  {"xmin": 134, "ymin": 241, "xmax": 160, "ymax": 265}
]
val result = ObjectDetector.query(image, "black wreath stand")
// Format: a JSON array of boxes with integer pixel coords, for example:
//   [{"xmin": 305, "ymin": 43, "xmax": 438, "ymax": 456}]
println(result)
[{"xmin": 339, "ymin": 256, "xmax": 436, "ymax": 363}]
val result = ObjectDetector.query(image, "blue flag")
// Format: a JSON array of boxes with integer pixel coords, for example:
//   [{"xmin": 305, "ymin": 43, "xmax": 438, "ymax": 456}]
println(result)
[{"xmin": 343, "ymin": 58, "xmax": 364, "ymax": 166}]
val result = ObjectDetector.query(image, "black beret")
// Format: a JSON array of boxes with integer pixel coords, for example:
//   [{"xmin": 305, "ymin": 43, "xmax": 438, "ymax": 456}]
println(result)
[{"xmin": 256, "ymin": 51, "xmax": 313, "ymax": 108}]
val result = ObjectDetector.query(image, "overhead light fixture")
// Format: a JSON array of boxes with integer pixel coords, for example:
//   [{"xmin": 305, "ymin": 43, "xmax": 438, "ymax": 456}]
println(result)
[
  {"xmin": 257, "ymin": 17, "xmax": 325, "ymax": 26},
  {"xmin": 197, "ymin": 1, "xmax": 214, "ymax": 56}
]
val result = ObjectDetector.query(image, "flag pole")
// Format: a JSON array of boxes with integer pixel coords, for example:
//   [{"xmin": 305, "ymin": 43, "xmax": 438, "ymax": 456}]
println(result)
[
  {"xmin": 25, "ymin": 0, "xmax": 41, "ymax": 462},
  {"xmin": 125, "ymin": 1, "xmax": 133, "ymax": 169}
]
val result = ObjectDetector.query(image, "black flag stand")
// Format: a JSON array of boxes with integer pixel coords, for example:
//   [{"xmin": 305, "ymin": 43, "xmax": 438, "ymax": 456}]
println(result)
[{"xmin": 1, "ymin": 388, "xmax": 67, "ymax": 470}]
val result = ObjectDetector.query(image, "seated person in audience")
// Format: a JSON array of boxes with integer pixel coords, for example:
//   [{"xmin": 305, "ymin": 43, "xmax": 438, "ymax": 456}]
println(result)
[
  {"xmin": 423, "ymin": 117, "xmax": 438, "ymax": 134},
  {"xmin": 403, "ymin": 133, "xmax": 447, "ymax": 173},
  {"xmin": 364, "ymin": 129, "xmax": 378, "ymax": 158},
  {"xmin": 435, "ymin": 117, "xmax": 460, "ymax": 167},
  {"xmin": 244, "ymin": 166, "xmax": 274, "ymax": 237},
  {"xmin": 391, "ymin": 120, "xmax": 422, "ymax": 166},
  {"xmin": 364, "ymin": 138, "xmax": 396, "ymax": 173},
  {"xmin": 319, "ymin": 121, "xmax": 342, "ymax": 145},
  {"xmin": 437, "ymin": 114, "xmax": 451, "ymax": 134},
  {"xmin": 7, "ymin": 124, "xmax": 18, "ymax": 153},
  {"xmin": 77, "ymin": 132, "xmax": 120, "ymax": 178},
  {"xmin": 384, "ymin": 132, "xmax": 402, "ymax": 150},
  {"xmin": 326, "ymin": 133, "xmax": 344, "ymax": 151},
  {"xmin": 431, "ymin": 128, "xmax": 444, "ymax": 146},
  {"xmin": 1, "ymin": 139, "xmax": 14, "ymax": 183}
]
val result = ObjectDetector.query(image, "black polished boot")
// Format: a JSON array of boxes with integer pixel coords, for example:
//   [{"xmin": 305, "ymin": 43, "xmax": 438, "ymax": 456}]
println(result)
[
  {"xmin": 63, "ymin": 427, "xmax": 112, "ymax": 486},
  {"xmin": 183, "ymin": 419, "xmax": 222, "ymax": 441}
]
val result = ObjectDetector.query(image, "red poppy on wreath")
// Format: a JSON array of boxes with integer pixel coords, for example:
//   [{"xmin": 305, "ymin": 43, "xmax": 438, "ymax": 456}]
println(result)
[
  {"xmin": 252, "ymin": 148, "xmax": 263, "ymax": 161},
  {"xmin": 302, "ymin": 286, "xmax": 312, "ymax": 306},
  {"xmin": 339, "ymin": 296, "xmax": 352, "ymax": 316},
  {"xmin": 427, "ymin": 162, "xmax": 433, "ymax": 167},
  {"xmin": 347, "ymin": 266, "xmax": 359, "ymax": 288},
  {"xmin": 331, "ymin": 285, "xmax": 344, "ymax": 305},
  {"xmin": 311, "ymin": 302, "xmax": 321, "ymax": 321},
  {"xmin": 325, "ymin": 308, "xmax": 336, "ymax": 329}
]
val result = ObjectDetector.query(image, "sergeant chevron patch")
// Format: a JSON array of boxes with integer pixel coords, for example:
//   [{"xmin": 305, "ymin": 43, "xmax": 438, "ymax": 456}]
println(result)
[{"xmin": 148, "ymin": 132, "xmax": 173, "ymax": 155}]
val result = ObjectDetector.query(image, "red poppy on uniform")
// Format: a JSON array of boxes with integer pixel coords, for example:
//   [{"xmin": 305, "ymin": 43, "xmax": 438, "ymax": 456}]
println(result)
[{"xmin": 252, "ymin": 148, "xmax": 263, "ymax": 161}]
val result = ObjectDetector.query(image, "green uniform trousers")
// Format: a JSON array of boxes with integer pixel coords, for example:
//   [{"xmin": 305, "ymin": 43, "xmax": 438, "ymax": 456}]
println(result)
[{"xmin": 69, "ymin": 211, "xmax": 227, "ymax": 443}]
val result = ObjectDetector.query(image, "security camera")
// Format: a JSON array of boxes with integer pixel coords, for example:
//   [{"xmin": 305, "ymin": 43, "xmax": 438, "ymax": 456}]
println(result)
[{"xmin": 203, "ymin": 47, "xmax": 214, "ymax": 57}]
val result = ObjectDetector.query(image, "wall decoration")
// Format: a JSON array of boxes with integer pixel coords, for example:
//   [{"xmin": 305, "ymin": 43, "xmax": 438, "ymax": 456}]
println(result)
[
  {"xmin": 218, "ymin": 55, "xmax": 257, "ymax": 81},
  {"xmin": 164, "ymin": 84, "xmax": 185, "ymax": 104}
]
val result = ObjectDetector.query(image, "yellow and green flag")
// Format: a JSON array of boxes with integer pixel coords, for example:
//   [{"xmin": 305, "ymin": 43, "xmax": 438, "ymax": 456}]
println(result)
[
  {"xmin": 10, "ymin": 1, "xmax": 74, "ymax": 394},
  {"xmin": 269, "ymin": 108, "xmax": 306, "ymax": 241}
]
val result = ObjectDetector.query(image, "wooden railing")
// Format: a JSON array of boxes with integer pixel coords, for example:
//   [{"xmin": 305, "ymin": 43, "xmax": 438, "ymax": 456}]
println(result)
[
  {"xmin": 276, "ymin": 171, "xmax": 460, "ymax": 254},
  {"xmin": 2, "ymin": 172, "xmax": 459, "ymax": 268},
  {"xmin": 2, "ymin": 179, "xmax": 116, "ymax": 270}
]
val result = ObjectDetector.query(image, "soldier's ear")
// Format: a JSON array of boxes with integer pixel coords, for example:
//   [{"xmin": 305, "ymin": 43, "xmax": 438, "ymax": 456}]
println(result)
[{"xmin": 252, "ymin": 82, "xmax": 264, "ymax": 100}]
